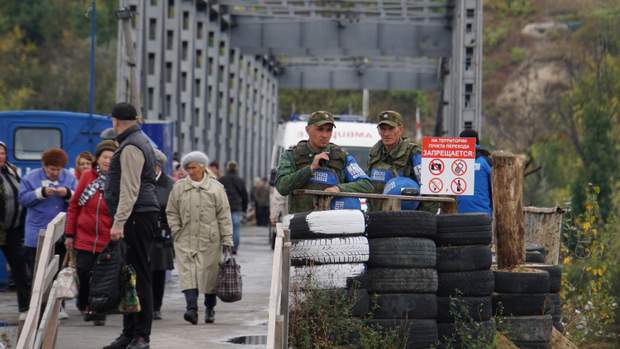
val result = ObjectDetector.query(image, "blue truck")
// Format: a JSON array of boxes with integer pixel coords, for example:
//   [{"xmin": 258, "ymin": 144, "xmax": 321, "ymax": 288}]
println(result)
[{"xmin": 0, "ymin": 110, "xmax": 174, "ymax": 175}]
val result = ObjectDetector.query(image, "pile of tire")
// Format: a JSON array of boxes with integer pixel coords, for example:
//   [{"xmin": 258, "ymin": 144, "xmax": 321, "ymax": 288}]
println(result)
[
  {"xmin": 365, "ymin": 211, "xmax": 439, "ymax": 349},
  {"xmin": 435, "ymin": 214, "xmax": 495, "ymax": 348},
  {"xmin": 288, "ymin": 210, "xmax": 369, "ymax": 289},
  {"xmin": 494, "ymin": 268, "xmax": 554, "ymax": 348},
  {"xmin": 524, "ymin": 245, "xmax": 564, "ymax": 332}
]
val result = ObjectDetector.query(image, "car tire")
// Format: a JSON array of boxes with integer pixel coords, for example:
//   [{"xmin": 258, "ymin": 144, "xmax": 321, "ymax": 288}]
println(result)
[
  {"xmin": 437, "ymin": 296, "xmax": 492, "ymax": 322},
  {"xmin": 437, "ymin": 270, "xmax": 494, "ymax": 297},
  {"xmin": 367, "ymin": 319, "xmax": 438, "ymax": 349},
  {"xmin": 497, "ymin": 315, "xmax": 553, "ymax": 343},
  {"xmin": 291, "ymin": 263, "xmax": 366, "ymax": 289},
  {"xmin": 436, "ymin": 213, "xmax": 491, "ymax": 229},
  {"xmin": 493, "ymin": 293, "xmax": 547, "ymax": 316},
  {"xmin": 291, "ymin": 236, "xmax": 369, "ymax": 266},
  {"xmin": 524, "ymin": 264, "xmax": 562, "ymax": 293},
  {"xmin": 370, "ymin": 293, "xmax": 437, "ymax": 319},
  {"xmin": 368, "ymin": 238, "xmax": 436, "ymax": 268},
  {"xmin": 366, "ymin": 211, "xmax": 436, "ymax": 239},
  {"xmin": 436, "ymin": 245, "xmax": 492, "ymax": 272},
  {"xmin": 494, "ymin": 269, "xmax": 550, "ymax": 294},
  {"xmin": 435, "ymin": 228, "xmax": 492, "ymax": 246},
  {"xmin": 368, "ymin": 268, "xmax": 438, "ymax": 294},
  {"xmin": 288, "ymin": 210, "xmax": 366, "ymax": 239}
]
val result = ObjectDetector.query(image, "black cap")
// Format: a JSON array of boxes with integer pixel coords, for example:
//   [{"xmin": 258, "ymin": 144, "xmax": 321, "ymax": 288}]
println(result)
[
  {"xmin": 459, "ymin": 129, "xmax": 479, "ymax": 145},
  {"xmin": 110, "ymin": 102, "xmax": 137, "ymax": 120}
]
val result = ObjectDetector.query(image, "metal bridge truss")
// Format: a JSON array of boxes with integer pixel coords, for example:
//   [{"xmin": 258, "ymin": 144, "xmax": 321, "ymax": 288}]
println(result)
[{"xmin": 116, "ymin": 0, "xmax": 482, "ymax": 183}]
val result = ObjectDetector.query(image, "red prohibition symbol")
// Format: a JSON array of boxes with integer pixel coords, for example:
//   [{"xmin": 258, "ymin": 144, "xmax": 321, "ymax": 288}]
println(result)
[
  {"xmin": 451, "ymin": 177, "xmax": 467, "ymax": 194},
  {"xmin": 429, "ymin": 159, "xmax": 445, "ymax": 176},
  {"xmin": 429, "ymin": 178, "xmax": 443, "ymax": 193},
  {"xmin": 451, "ymin": 159, "xmax": 467, "ymax": 176}
]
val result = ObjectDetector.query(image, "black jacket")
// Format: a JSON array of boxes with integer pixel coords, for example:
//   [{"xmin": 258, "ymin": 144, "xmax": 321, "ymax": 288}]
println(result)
[
  {"xmin": 155, "ymin": 172, "xmax": 174, "ymax": 240},
  {"xmin": 219, "ymin": 172, "xmax": 249, "ymax": 213}
]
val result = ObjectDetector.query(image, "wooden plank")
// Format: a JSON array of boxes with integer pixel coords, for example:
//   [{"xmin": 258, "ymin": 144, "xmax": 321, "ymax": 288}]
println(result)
[
  {"xmin": 280, "ymin": 230, "xmax": 291, "ymax": 349},
  {"xmin": 34, "ymin": 285, "xmax": 60, "ymax": 349},
  {"xmin": 492, "ymin": 151, "xmax": 526, "ymax": 269},
  {"xmin": 49, "ymin": 213, "xmax": 66, "ymax": 244},
  {"xmin": 267, "ymin": 224, "xmax": 284, "ymax": 349},
  {"xmin": 16, "ymin": 213, "xmax": 64, "ymax": 349},
  {"xmin": 293, "ymin": 189, "xmax": 456, "ymax": 203},
  {"xmin": 274, "ymin": 315, "xmax": 284, "ymax": 349},
  {"xmin": 41, "ymin": 256, "xmax": 60, "ymax": 303},
  {"xmin": 550, "ymin": 328, "xmax": 579, "ymax": 349}
]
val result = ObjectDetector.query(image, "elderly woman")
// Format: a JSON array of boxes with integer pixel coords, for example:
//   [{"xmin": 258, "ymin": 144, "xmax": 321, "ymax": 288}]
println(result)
[
  {"xmin": 64, "ymin": 140, "xmax": 117, "ymax": 326},
  {"xmin": 166, "ymin": 151, "xmax": 233, "ymax": 325},
  {"xmin": 150, "ymin": 149, "xmax": 175, "ymax": 321}
]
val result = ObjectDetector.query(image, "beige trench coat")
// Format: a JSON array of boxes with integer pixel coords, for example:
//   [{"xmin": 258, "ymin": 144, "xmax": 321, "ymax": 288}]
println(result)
[{"xmin": 166, "ymin": 173, "xmax": 233, "ymax": 293}]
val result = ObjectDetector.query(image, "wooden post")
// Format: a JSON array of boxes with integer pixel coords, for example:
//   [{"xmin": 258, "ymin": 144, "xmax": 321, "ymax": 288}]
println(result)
[
  {"xmin": 267, "ymin": 225, "xmax": 284, "ymax": 349},
  {"xmin": 492, "ymin": 151, "xmax": 526, "ymax": 269}
]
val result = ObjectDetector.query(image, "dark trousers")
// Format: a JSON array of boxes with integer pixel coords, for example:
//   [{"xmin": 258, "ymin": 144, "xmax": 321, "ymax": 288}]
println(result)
[
  {"xmin": 75, "ymin": 250, "xmax": 98, "ymax": 311},
  {"xmin": 255, "ymin": 205, "xmax": 269, "ymax": 226},
  {"xmin": 183, "ymin": 288, "xmax": 216, "ymax": 311},
  {"xmin": 25, "ymin": 241, "xmax": 66, "ymax": 278},
  {"xmin": 121, "ymin": 212, "xmax": 157, "ymax": 341},
  {"xmin": 1, "ymin": 228, "xmax": 31, "ymax": 312},
  {"xmin": 152, "ymin": 270, "xmax": 166, "ymax": 312}
]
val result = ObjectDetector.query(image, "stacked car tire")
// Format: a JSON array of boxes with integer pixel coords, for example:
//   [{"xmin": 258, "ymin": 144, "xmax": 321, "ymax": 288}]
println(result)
[
  {"xmin": 288, "ymin": 210, "xmax": 369, "ymax": 289},
  {"xmin": 494, "ymin": 269, "xmax": 554, "ymax": 348},
  {"xmin": 435, "ymin": 214, "xmax": 495, "ymax": 348},
  {"xmin": 365, "ymin": 211, "xmax": 439, "ymax": 349}
]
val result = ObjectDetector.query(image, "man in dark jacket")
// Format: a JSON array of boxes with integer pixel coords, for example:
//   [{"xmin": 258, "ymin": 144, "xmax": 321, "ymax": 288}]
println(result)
[
  {"xmin": 0, "ymin": 141, "xmax": 30, "ymax": 318},
  {"xmin": 150, "ymin": 149, "xmax": 174, "ymax": 321},
  {"xmin": 103, "ymin": 103, "xmax": 159, "ymax": 349},
  {"xmin": 218, "ymin": 161, "xmax": 248, "ymax": 254}
]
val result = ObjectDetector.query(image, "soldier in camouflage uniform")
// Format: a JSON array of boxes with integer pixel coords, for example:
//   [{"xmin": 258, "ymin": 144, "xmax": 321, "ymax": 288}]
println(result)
[
  {"xmin": 366, "ymin": 111, "xmax": 423, "ymax": 211},
  {"xmin": 275, "ymin": 111, "xmax": 374, "ymax": 213}
]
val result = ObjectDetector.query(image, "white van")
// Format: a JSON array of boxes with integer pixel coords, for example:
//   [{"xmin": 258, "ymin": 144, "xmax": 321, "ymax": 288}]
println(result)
[{"xmin": 268, "ymin": 115, "xmax": 380, "ymax": 248}]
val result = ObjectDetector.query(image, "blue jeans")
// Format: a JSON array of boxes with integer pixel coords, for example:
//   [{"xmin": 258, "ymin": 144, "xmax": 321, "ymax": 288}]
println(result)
[{"xmin": 231, "ymin": 211, "xmax": 242, "ymax": 252}]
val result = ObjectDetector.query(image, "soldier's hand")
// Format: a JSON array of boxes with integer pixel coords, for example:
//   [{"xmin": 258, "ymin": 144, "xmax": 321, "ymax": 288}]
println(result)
[
  {"xmin": 324, "ymin": 186, "xmax": 340, "ymax": 193},
  {"xmin": 310, "ymin": 152, "xmax": 330, "ymax": 171}
]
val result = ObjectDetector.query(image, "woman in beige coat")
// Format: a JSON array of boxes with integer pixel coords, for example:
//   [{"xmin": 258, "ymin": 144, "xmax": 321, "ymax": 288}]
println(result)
[{"xmin": 166, "ymin": 151, "xmax": 233, "ymax": 325}]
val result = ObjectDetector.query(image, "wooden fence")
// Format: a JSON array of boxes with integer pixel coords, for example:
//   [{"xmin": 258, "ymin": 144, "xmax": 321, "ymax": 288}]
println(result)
[{"xmin": 16, "ymin": 213, "xmax": 66, "ymax": 349}]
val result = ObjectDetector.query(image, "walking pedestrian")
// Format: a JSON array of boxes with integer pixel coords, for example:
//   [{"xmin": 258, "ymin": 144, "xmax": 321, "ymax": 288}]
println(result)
[
  {"xmin": 103, "ymin": 102, "xmax": 159, "ymax": 349},
  {"xmin": 74, "ymin": 151, "xmax": 95, "ymax": 180},
  {"xmin": 208, "ymin": 160, "xmax": 220, "ymax": 178},
  {"xmin": 0, "ymin": 141, "xmax": 31, "ymax": 320},
  {"xmin": 218, "ymin": 161, "xmax": 248, "ymax": 254},
  {"xmin": 251, "ymin": 177, "xmax": 270, "ymax": 226},
  {"xmin": 64, "ymin": 140, "xmax": 117, "ymax": 326},
  {"xmin": 276, "ymin": 110, "xmax": 373, "ymax": 213},
  {"xmin": 457, "ymin": 129, "xmax": 493, "ymax": 217},
  {"xmin": 166, "ymin": 151, "xmax": 233, "ymax": 325},
  {"xmin": 150, "ymin": 149, "xmax": 174, "ymax": 321},
  {"xmin": 18, "ymin": 147, "xmax": 76, "ymax": 319}
]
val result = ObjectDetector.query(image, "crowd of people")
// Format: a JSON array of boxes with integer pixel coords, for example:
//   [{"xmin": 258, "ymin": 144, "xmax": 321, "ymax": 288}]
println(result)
[
  {"xmin": 0, "ymin": 103, "xmax": 262, "ymax": 349},
  {"xmin": 0, "ymin": 104, "xmax": 492, "ymax": 349}
]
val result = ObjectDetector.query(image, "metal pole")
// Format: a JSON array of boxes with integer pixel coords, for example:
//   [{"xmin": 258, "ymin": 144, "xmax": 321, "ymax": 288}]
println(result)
[
  {"xmin": 362, "ymin": 89, "xmax": 369, "ymax": 120},
  {"xmin": 88, "ymin": 0, "xmax": 97, "ymax": 146}
]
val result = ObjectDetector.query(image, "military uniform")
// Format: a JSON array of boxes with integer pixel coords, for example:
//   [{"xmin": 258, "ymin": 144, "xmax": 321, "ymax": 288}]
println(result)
[
  {"xmin": 275, "ymin": 111, "xmax": 374, "ymax": 213},
  {"xmin": 367, "ymin": 111, "xmax": 422, "ymax": 211}
]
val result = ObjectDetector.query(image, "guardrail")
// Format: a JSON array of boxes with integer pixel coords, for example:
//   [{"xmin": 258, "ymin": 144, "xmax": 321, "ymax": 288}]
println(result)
[
  {"xmin": 267, "ymin": 223, "xmax": 290, "ymax": 349},
  {"xmin": 16, "ymin": 213, "xmax": 66, "ymax": 349}
]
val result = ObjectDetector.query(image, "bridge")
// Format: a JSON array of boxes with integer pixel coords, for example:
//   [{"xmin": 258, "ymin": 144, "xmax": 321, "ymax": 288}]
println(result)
[{"xmin": 116, "ymin": 0, "xmax": 482, "ymax": 182}]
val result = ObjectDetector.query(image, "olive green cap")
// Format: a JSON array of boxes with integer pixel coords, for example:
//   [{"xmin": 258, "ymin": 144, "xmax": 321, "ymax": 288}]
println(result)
[
  {"xmin": 377, "ymin": 110, "xmax": 404, "ymax": 127},
  {"xmin": 307, "ymin": 111, "xmax": 336, "ymax": 127}
]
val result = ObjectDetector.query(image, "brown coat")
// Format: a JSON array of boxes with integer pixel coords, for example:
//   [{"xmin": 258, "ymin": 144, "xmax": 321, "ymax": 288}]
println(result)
[{"xmin": 166, "ymin": 172, "xmax": 233, "ymax": 293}]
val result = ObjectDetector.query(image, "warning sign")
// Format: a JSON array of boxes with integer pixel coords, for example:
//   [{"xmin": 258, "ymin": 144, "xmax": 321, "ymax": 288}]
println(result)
[
  {"xmin": 429, "ymin": 159, "xmax": 445, "ymax": 175},
  {"xmin": 429, "ymin": 178, "xmax": 443, "ymax": 193},
  {"xmin": 420, "ymin": 137, "xmax": 476, "ymax": 196}
]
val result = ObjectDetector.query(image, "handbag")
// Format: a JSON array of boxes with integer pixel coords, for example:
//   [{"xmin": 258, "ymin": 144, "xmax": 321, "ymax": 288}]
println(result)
[
  {"xmin": 118, "ymin": 264, "xmax": 141, "ymax": 313},
  {"xmin": 216, "ymin": 255, "xmax": 242, "ymax": 302},
  {"xmin": 56, "ymin": 252, "xmax": 79, "ymax": 299},
  {"xmin": 89, "ymin": 240, "xmax": 126, "ymax": 313}
]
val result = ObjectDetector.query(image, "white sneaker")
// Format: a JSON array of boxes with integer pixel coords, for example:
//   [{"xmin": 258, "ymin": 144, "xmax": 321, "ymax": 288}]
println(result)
[
  {"xmin": 58, "ymin": 306, "xmax": 69, "ymax": 320},
  {"xmin": 18, "ymin": 311, "xmax": 27, "ymax": 321}
]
